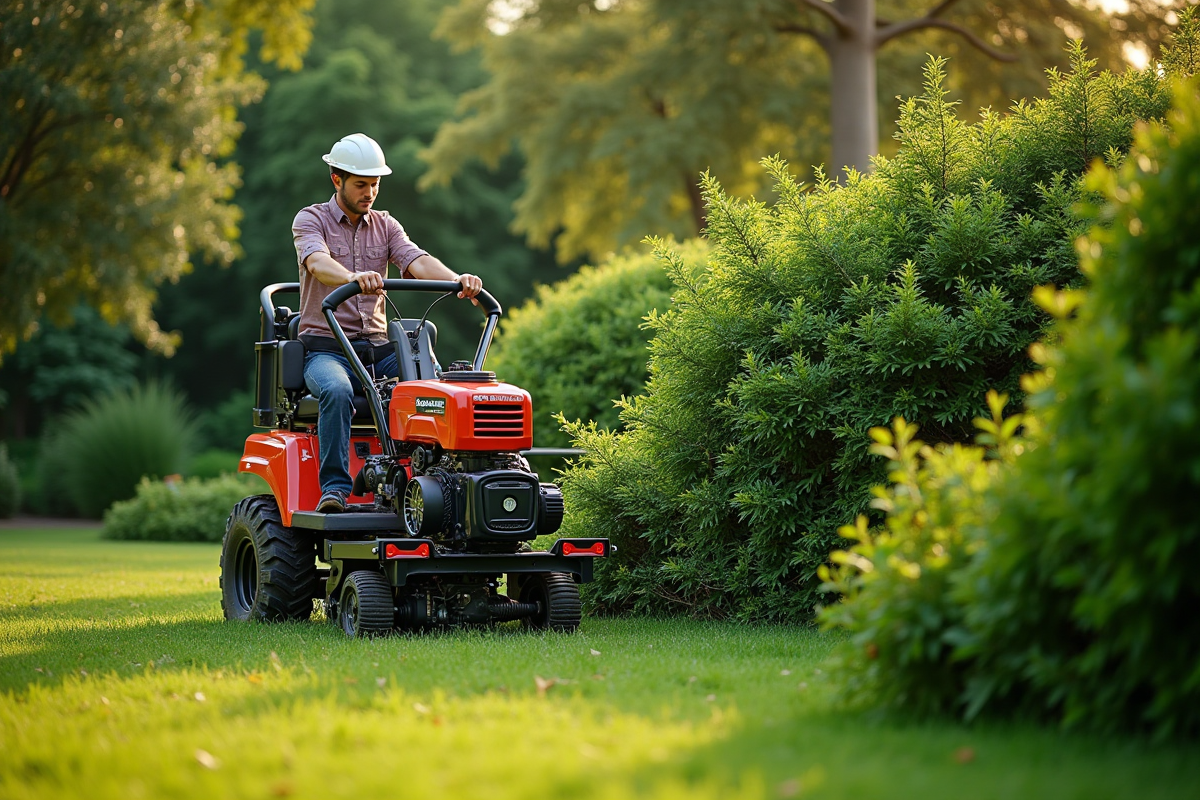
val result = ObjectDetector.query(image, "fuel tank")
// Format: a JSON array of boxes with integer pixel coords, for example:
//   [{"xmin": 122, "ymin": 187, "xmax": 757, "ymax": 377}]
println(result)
[{"xmin": 389, "ymin": 379, "xmax": 533, "ymax": 451}]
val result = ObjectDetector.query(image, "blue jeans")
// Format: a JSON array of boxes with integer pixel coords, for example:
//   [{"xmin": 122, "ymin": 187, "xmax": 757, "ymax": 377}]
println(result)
[{"xmin": 303, "ymin": 350, "xmax": 398, "ymax": 495}]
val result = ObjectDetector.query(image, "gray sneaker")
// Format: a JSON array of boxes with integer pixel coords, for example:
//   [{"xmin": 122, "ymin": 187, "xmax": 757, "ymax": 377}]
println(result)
[{"xmin": 317, "ymin": 490, "xmax": 347, "ymax": 513}]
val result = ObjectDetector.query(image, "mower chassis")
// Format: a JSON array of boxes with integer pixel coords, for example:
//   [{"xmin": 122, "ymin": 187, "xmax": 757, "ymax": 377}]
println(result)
[
  {"xmin": 322, "ymin": 538, "xmax": 597, "ymax": 592},
  {"xmin": 293, "ymin": 510, "xmax": 603, "ymax": 597}
]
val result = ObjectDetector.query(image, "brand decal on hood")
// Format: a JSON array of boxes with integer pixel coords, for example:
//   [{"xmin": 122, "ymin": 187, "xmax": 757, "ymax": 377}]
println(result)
[
  {"xmin": 414, "ymin": 397, "xmax": 446, "ymax": 415},
  {"xmin": 472, "ymin": 394, "xmax": 524, "ymax": 403}
]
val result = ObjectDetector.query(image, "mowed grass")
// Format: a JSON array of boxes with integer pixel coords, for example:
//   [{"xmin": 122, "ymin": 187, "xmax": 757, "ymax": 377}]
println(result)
[{"xmin": 1, "ymin": 529, "xmax": 1197, "ymax": 800}]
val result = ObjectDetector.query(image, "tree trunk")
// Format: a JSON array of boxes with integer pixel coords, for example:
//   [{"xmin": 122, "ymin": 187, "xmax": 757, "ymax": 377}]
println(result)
[
  {"xmin": 684, "ymin": 172, "xmax": 707, "ymax": 234},
  {"xmin": 828, "ymin": 0, "xmax": 878, "ymax": 177}
]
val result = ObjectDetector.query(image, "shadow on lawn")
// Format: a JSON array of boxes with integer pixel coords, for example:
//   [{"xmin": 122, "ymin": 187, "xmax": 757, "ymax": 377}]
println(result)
[
  {"xmin": 0, "ymin": 591, "xmax": 331, "ymax": 691},
  {"xmin": 0, "ymin": 591, "xmax": 551, "ymax": 696}
]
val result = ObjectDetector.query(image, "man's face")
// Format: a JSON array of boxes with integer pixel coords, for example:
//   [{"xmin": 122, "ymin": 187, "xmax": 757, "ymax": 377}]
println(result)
[{"xmin": 335, "ymin": 173, "xmax": 380, "ymax": 215}]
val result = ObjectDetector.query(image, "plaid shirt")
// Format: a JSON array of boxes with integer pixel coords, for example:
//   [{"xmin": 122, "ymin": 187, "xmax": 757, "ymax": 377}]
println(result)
[{"xmin": 292, "ymin": 195, "xmax": 428, "ymax": 342}]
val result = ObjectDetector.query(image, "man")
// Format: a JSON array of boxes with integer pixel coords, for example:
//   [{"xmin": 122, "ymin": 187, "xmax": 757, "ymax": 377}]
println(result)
[{"xmin": 292, "ymin": 132, "xmax": 483, "ymax": 513}]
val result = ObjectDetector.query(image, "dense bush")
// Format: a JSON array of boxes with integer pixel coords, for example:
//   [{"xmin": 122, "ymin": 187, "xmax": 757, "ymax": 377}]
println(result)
[
  {"xmin": 51, "ymin": 382, "xmax": 200, "ymax": 518},
  {"xmin": 821, "ymin": 17, "xmax": 1200, "ymax": 737},
  {"xmin": 559, "ymin": 45, "xmax": 1175, "ymax": 622},
  {"xmin": 489, "ymin": 246, "xmax": 693, "ymax": 448},
  {"xmin": 817, "ymin": 403, "xmax": 1022, "ymax": 716},
  {"xmin": 0, "ymin": 444, "xmax": 19, "ymax": 518},
  {"xmin": 102, "ymin": 474, "xmax": 261, "ymax": 542}
]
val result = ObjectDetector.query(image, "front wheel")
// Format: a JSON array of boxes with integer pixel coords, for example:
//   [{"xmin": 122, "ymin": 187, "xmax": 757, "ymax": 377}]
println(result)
[
  {"xmin": 521, "ymin": 573, "xmax": 581, "ymax": 632},
  {"xmin": 220, "ymin": 495, "xmax": 317, "ymax": 621},
  {"xmin": 339, "ymin": 571, "xmax": 395, "ymax": 637}
]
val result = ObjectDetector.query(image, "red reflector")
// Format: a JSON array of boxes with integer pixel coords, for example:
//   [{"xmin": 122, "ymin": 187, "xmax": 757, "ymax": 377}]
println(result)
[
  {"xmin": 562, "ymin": 541, "xmax": 604, "ymax": 556},
  {"xmin": 385, "ymin": 542, "xmax": 430, "ymax": 559}
]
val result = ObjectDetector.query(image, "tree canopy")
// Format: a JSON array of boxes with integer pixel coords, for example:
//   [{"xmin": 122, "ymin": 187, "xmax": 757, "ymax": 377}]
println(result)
[
  {"xmin": 0, "ymin": 0, "xmax": 315, "ymax": 358},
  {"xmin": 424, "ymin": 0, "xmax": 1179, "ymax": 263}
]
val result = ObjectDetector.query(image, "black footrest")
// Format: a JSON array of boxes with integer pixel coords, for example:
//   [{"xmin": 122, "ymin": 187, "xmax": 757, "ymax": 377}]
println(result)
[{"xmin": 291, "ymin": 511, "xmax": 401, "ymax": 531}]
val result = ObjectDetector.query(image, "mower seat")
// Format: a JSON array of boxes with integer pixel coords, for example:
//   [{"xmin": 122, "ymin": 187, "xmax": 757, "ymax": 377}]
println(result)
[
  {"xmin": 281, "ymin": 316, "xmax": 373, "ymax": 426},
  {"xmin": 281, "ymin": 318, "xmax": 438, "ymax": 427}
]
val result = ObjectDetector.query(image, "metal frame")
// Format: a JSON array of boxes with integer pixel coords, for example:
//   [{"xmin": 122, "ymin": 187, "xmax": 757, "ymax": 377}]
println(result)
[{"xmin": 322, "ymin": 537, "xmax": 606, "ymax": 591}]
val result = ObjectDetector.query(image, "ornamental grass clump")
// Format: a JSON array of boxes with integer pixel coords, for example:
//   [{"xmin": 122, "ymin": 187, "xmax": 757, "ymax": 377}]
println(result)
[
  {"xmin": 559, "ymin": 43, "xmax": 1177, "ymax": 622},
  {"xmin": 53, "ymin": 381, "xmax": 199, "ymax": 517},
  {"xmin": 821, "ymin": 13, "xmax": 1200, "ymax": 737}
]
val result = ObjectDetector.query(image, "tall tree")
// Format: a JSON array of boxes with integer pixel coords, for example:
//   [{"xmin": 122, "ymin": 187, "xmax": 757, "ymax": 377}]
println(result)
[
  {"xmin": 0, "ymin": 0, "xmax": 315, "ymax": 358},
  {"xmin": 424, "ymin": 0, "xmax": 1178, "ymax": 262}
]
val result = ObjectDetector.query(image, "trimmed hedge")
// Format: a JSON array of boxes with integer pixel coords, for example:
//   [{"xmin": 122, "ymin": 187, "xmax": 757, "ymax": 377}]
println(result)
[
  {"xmin": 489, "ymin": 245, "xmax": 695, "ymax": 449},
  {"xmin": 102, "ymin": 474, "xmax": 262, "ymax": 542},
  {"xmin": 558, "ymin": 46, "xmax": 1175, "ymax": 622}
]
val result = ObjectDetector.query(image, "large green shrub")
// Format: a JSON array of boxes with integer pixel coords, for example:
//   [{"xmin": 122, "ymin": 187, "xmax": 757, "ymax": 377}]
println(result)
[
  {"xmin": 821, "ymin": 18, "xmax": 1200, "ymax": 737},
  {"xmin": 54, "ymin": 381, "xmax": 199, "ymax": 518},
  {"xmin": 0, "ymin": 444, "xmax": 19, "ymax": 518},
  {"xmin": 102, "ymin": 474, "xmax": 261, "ymax": 542},
  {"xmin": 489, "ymin": 245, "xmax": 693, "ymax": 448},
  {"xmin": 559, "ymin": 45, "xmax": 1175, "ymax": 622}
]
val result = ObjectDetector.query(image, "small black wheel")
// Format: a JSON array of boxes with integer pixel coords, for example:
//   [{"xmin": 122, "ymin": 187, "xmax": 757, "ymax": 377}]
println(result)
[
  {"xmin": 521, "ymin": 572, "xmax": 581, "ymax": 632},
  {"xmin": 339, "ymin": 571, "xmax": 394, "ymax": 637},
  {"xmin": 220, "ymin": 495, "xmax": 317, "ymax": 622}
]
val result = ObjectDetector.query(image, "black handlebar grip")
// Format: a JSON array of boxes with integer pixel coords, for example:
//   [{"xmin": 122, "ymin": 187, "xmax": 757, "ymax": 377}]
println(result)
[{"xmin": 321, "ymin": 278, "xmax": 501, "ymax": 317}]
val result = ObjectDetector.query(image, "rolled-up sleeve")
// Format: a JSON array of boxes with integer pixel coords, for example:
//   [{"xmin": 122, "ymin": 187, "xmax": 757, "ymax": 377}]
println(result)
[
  {"xmin": 293, "ymin": 208, "xmax": 329, "ymax": 269},
  {"xmin": 385, "ymin": 215, "xmax": 428, "ymax": 275}
]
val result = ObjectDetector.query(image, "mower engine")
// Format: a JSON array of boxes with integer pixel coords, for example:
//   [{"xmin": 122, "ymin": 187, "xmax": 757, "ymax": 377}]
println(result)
[{"xmin": 351, "ymin": 368, "xmax": 563, "ymax": 550}]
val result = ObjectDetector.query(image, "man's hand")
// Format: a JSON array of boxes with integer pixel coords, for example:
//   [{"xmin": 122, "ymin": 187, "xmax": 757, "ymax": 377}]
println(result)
[
  {"xmin": 351, "ymin": 271, "xmax": 385, "ymax": 295},
  {"xmin": 456, "ymin": 273, "xmax": 483, "ymax": 306}
]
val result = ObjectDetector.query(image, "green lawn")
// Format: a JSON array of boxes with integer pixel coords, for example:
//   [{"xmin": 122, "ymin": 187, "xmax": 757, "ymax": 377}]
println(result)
[{"xmin": 1, "ymin": 529, "xmax": 1196, "ymax": 800}]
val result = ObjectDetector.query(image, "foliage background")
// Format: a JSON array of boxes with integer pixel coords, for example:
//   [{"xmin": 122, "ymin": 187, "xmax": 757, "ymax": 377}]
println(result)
[
  {"xmin": 0, "ymin": 0, "xmax": 573, "ymax": 505},
  {"xmin": 558, "ymin": 47, "xmax": 1173, "ymax": 623}
]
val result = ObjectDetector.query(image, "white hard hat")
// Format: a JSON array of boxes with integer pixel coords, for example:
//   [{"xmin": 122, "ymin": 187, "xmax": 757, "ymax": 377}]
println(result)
[{"xmin": 322, "ymin": 133, "xmax": 392, "ymax": 176}]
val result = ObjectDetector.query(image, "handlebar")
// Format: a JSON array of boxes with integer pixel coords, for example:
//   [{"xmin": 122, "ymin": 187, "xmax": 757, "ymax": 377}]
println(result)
[
  {"xmin": 258, "ymin": 278, "xmax": 503, "ymax": 457},
  {"xmin": 319, "ymin": 278, "xmax": 501, "ymax": 457},
  {"xmin": 321, "ymin": 278, "xmax": 502, "ymax": 317}
]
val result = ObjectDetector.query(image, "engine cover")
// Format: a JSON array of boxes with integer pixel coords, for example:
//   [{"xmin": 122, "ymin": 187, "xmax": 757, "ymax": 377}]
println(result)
[
  {"xmin": 400, "ymin": 468, "xmax": 563, "ymax": 543},
  {"xmin": 463, "ymin": 470, "xmax": 540, "ymax": 539},
  {"xmin": 389, "ymin": 379, "xmax": 533, "ymax": 451}
]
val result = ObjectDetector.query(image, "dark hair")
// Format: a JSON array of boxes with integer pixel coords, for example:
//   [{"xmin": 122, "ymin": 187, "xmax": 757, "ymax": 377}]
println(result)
[{"xmin": 330, "ymin": 167, "xmax": 349, "ymax": 182}]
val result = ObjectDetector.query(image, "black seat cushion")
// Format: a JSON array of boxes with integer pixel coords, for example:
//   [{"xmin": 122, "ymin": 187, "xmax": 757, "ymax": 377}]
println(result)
[{"xmin": 294, "ymin": 394, "xmax": 374, "ymax": 423}]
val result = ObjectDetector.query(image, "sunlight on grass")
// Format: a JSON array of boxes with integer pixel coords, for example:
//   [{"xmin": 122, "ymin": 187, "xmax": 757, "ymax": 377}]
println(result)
[{"xmin": 1, "ymin": 529, "xmax": 1197, "ymax": 800}]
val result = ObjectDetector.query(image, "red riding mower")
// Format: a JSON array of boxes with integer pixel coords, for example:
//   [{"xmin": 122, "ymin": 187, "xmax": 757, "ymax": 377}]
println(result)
[{"xmin": 220, "ymin": 279, "xmax": 608, "ymax": 636}]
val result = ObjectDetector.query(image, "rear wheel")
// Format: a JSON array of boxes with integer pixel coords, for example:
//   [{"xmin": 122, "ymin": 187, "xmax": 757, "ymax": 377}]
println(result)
[
  {"xmin": 521, "ymin": 572, "xmax": 581, "ymax": 632},
  {"xmin": 339, "ymin": 571, "xmax": 394, "ymax": 637},
  {"xmin": 220, "ymin": 495, "xmax": 317, "ymax": 622}
]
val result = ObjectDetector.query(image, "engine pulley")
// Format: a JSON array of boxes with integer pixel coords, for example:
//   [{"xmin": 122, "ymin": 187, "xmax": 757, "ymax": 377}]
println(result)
[{"xmin": 403, "ymin": 476, "xmax": 445, "ymax": 537}]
